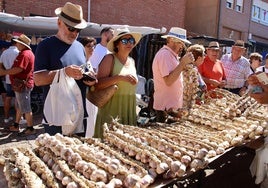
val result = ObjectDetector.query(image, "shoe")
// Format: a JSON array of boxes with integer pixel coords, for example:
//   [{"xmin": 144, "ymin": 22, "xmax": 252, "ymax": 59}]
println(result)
[
  {"xmin": 18, "ymin": 127, "xmax": 36, "ymax": 136},
  {"xmin": 19, "ymin": 118, "xmax": 27, "ymax": 124},
  {"xmin": 9, "ymin": 125, "xmax": 20, "ymax": 132},
  {"xmin": 4, "ymin": 117, "xmax": 13, "ymax": 123}
]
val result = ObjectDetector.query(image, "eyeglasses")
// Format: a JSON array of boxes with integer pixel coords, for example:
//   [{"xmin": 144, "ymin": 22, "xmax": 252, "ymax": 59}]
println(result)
[
  {"xmin": 64, "ymin": 22, "xmax": 82, "ymax": 33},
  {"xmin": 120, "ymin": 38, "xmax": 135, "ymax": 45},
  {"xmin": 86, "ymin": 43, "xmax": 96, "ymax": 49}
]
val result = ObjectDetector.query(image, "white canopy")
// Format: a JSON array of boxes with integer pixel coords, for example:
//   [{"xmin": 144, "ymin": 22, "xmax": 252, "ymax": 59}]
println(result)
[{"xmin": 0, "ymin": 12, "xmax": 166, "ymax": 38}]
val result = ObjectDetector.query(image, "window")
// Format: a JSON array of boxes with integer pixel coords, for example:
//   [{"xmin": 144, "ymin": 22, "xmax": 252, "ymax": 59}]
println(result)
[
  {"xmin": 252, "ymin": 5, "xmax": 261, "ymax": 20},
  {"xmin": 260, "ymin": 9, "xmax": 268, "ymax": 24},
  {"xmin": 252, "ymin": 0, "xmax": 268, "ymax": 26},
  {"xmin": 235, "ymin": 0, "xmax": 243, "ymax": 12},
  {"xmin": 227, "ymin": 0, "xmax": 234, "ymax": 9}
]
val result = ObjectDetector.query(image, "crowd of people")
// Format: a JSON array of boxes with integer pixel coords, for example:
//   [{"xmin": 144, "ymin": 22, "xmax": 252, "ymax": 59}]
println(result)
[{"xmin": 0, "ymin": 2, "xmax": 268, "ymax": 139}]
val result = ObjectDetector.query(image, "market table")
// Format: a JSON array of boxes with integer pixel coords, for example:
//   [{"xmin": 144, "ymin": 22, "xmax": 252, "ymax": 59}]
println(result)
[
  {"xmin": 0, "ymin": 136, "xmax": 265, "ymax": 188},
  {"xmin": 152, "ymin": 142, "xmax": 262, "ymax": 188}
]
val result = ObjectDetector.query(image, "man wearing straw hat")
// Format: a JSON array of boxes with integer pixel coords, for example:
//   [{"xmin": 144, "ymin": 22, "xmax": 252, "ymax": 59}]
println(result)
[
  {"xmin": 198, "ymin": 41, "xmax": 226, "ymax": 91},
  {"xmin": 152, "ymin": 27, "xmax": 194, "ymax": 123},
  {"xmin": 34, "ymin": 2, "xmax": 96, "ymax": 136},
  {"xmin": 0, "ymin": 34, "xmax": 35, "ymax": 135}
]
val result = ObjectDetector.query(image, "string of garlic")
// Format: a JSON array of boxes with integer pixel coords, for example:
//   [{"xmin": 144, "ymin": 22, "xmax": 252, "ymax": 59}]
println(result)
[{"xmin": 20, "ymin": 148, "xmax": 60, "ymax": 188}]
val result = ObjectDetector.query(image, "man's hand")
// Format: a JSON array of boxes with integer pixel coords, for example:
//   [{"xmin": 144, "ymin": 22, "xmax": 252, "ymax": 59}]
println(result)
[
  {"xmin": 64, "ymin": 65, "xmax": 83, "ymax": 80},
  {"xmin": 83, "ymin": 70, "xmax": 97, "ymax": 86}
]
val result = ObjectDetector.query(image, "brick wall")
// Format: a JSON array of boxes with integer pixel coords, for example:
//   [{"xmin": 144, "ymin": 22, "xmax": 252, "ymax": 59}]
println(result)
[
  {"xmin": 90, "ymin": 0, "xmax": 186, "ymax": 31},
  {"xmin": 0, "ymin": 0, "xmax": 186, "ymax": 33},
  {"xmin": 0, "ymin": 0, "xmax": 88, "ymax": 19}
]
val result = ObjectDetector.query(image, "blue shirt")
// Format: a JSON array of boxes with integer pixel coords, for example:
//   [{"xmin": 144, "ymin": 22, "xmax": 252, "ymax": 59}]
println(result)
[{"xmin": 34, "ymin": 36, "xmax": 88, "ymax": 117}]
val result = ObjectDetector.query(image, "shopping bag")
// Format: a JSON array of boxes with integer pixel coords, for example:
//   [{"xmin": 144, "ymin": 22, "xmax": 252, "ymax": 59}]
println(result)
[
  {"xmin": 87, "ymin": 84, "xmax": 118, "ymax": 108},
  {"xmin": 43, "ymin": 69, "xmax": 84, "ymax": 135}
]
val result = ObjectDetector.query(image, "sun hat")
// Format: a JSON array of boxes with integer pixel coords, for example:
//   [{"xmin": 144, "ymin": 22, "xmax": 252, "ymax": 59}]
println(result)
[
  {"xmin": 233, "ymin": 40, "xmax": 245, "ymax": 48},
  {"xmin": 13, "ymin": 34, "xmax": 31, "ymax": 50},
  {"xmin": 161, "ymin": 27, "xmax": 191, "ymax": 44},
  {"xmin": 107, "ymin": 27, "xmax": 142, "ymax": 53},
  {"xmin": 207, "ymin": 41, "xmax": 220, "ymax": 50},
  {"xmin": 55, "ymin": 2, "xmax": 87, "ymax": 29}
]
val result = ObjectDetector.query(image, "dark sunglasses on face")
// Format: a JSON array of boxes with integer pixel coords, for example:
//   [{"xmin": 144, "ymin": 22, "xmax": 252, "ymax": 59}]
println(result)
[
  {"xmin": 64, "ymin": 22, "xmax": 82, "ymax": 33},
  {"xmin": 120, "ymin": 38, "xmax": 135, "ymax": 45}
]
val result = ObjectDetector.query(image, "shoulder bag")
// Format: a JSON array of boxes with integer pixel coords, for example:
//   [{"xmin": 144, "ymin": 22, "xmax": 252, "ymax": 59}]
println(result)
[
  {"xmin": 86, "ymin": 55, "xmax": 118, "ymax": 108},
  {"xmin": 87, "ymin": 84, "xmax": 118, "ymax": 108},
  {"xmin": 12, "ymin": 78, "xmax": 27, "ymax": 92}
]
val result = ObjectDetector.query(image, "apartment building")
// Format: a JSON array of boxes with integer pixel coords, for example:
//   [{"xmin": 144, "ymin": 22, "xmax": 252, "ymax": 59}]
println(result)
[{"xmin": 185, "ymin": 0, "xmax": 268, "ymax": 56}]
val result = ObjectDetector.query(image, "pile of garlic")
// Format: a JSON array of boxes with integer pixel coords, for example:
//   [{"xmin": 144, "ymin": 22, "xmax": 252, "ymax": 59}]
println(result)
[
  {"xmin": 182, "ymin": 63, "xmax": 200, "ymax": 109},
  {"xmin": 2, "ymin": 88, "xmax": 267, "ymax": 188}
]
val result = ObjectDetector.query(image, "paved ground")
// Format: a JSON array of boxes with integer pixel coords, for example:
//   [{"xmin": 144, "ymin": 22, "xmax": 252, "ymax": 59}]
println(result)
[
  {"xmin": 0, "ymin": 106, "xmax": 44, "ymax": 146},
  {"xmin": 0, "ymin": 106, "xmax": 44, "ymax": 188}
]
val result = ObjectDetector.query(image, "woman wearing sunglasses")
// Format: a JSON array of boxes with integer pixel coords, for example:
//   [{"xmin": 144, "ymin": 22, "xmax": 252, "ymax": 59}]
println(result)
[{"xmin": 93, "ymin": 28, "xmax": 142, "ymax": 138}]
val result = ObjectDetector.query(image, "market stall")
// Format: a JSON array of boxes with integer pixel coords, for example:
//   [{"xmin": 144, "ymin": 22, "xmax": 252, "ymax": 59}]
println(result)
[
  {"xmin": 0, "ymin": 86, "xmax": 267, "ymax": 187},
  {"xmin": 0, "ymin": 12, "xmax": 166, "ymax": 38},
  {"xmin": 0, "ymin": 46, "xmax": 267, "ymax": 187}
]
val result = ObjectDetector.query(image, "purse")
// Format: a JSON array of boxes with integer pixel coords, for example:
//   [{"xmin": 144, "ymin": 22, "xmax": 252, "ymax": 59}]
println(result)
[
  {"xmin": 12, "ymin": 78, "xmax": 27, "ymax": 92},
  {"xmin": 86, "ymin": 54, "xmax": 118, "ymax": 108},
  {"xmin": 87, "ymin": 85, "xmax": 118, "ymax": 108}
]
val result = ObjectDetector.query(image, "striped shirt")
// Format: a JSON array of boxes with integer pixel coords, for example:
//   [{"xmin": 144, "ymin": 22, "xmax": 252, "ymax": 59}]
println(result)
[{"xmin": 221, "ymin": 54, "xmax": 251, "ymax": 89}]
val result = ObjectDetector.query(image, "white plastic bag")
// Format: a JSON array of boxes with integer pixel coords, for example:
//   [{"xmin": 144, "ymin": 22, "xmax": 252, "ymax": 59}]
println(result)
[{"xmin": 43, "ymin": 69, "xmax": 84, "ymax": 135}]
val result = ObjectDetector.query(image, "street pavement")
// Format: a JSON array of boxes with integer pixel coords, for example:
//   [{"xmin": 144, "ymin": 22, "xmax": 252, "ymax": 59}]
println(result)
[
  {"xmin": 0, "ymin": 106, "xmax": 45, "ymax": 188},
  {"xmin": 0, "ymin": 107, "xmax": 44, "ymax": 147}
]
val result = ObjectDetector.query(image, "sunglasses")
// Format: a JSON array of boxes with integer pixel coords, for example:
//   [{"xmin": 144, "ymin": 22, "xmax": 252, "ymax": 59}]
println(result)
[
  {"xmin": 120, "ymin": 38, "xmax": 135, "ymax": 45},
  {"xmin": 86, "ymin": 43, "xmax": 96, "ymax": 49},
  {"xmin": 64, "ymin": 22, "xmax": 82, "ymax": 33}
]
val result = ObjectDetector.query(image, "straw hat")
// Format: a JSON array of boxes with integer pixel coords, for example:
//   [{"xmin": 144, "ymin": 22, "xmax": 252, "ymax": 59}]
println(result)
[
  {"xmin": 107, "ymin": 27, "xmax": 142, "ymax": 53},
  {"xmin": 207, "ymin": 41, "xmax": 220, "ymax": 50},
  {"xmin": 13, "ymin": 34, "xmax": 31, "ymax": 50},
  {"xmin": 233, "ymin": 40, "xmax": 245, "ymax": 48},
  {"xmin": 161, "ymin": 27, "xmax": 191, "ymax": 44},
  {"xmin": 55, "ymin": 2, "xmax": 87, "ymax": 29}
]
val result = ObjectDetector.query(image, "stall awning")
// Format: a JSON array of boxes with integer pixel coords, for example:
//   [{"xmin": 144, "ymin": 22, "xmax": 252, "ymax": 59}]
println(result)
[{"xmin": 0, "ymin": 12, "xmax": 166, "ymax": 38}]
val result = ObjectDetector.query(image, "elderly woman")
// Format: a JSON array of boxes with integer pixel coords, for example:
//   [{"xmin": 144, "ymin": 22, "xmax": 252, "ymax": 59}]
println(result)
[
  {"xmin": 249, "ymin": 52, "xmax": 262, "ymax": 73},
  {"xmin": 93, "ymin": 28, "xmax": 142, "ymax": 138}
]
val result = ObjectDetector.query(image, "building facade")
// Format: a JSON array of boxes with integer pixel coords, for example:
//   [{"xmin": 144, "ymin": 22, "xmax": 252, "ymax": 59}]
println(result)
[{"xmin": 185, "ymin": 0, "xmax": 268, "ymax": 56}]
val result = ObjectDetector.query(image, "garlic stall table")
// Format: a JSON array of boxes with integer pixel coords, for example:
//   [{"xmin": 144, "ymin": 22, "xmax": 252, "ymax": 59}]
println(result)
[
  {"xmin": 151, "ymin": 139, "xmax": 263, "ymax": 188},
  {"xmin": 0, "ymin": 89, "xmax": 267, "ymax": 188}
]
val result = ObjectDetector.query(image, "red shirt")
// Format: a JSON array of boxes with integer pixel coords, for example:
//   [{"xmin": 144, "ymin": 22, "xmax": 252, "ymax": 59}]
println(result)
[
  {"xmin": 10, "ymin": 49, "xmax": 35, "ymax": 88},
  {"xmin": 198, "ymin": 56, "xmax": 226, "ymax": 91}
]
